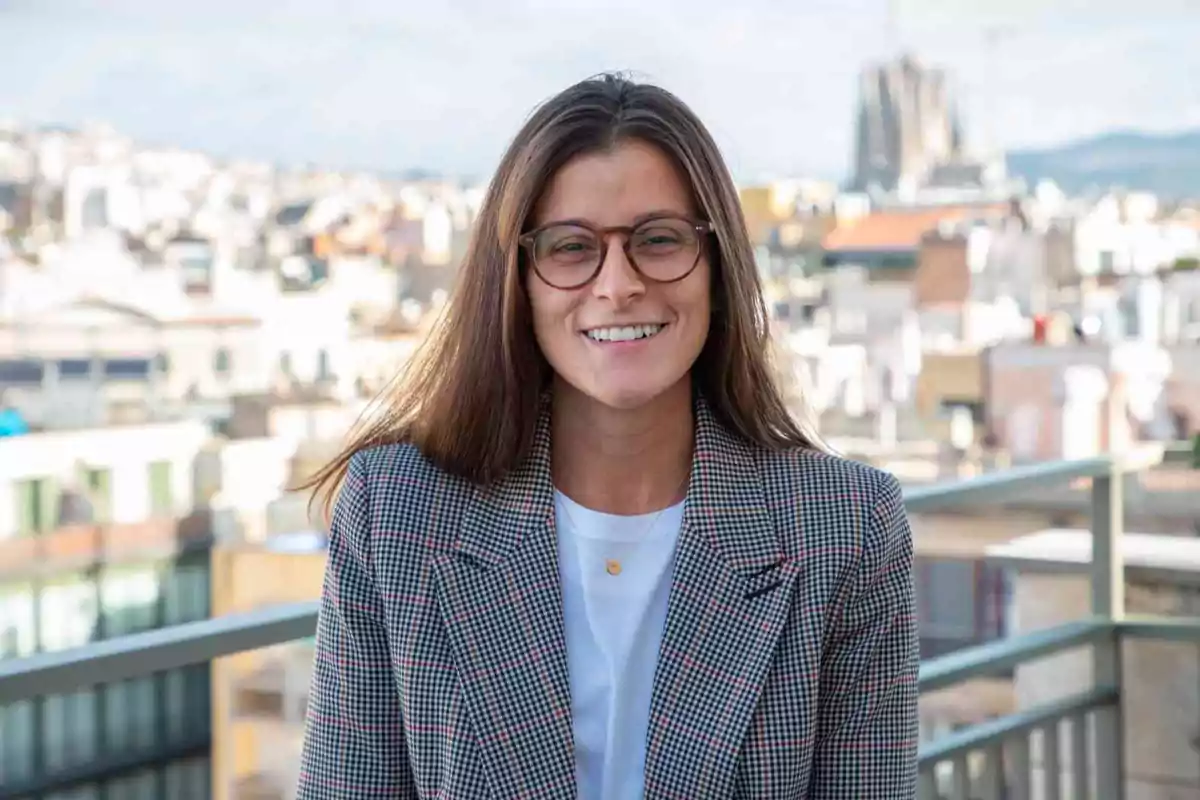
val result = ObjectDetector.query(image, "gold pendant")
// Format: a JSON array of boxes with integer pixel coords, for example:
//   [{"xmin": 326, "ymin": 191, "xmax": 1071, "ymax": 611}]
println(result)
[{"xmin": 605, "ymin": 559, "xmax": 622, "ymax": 576}]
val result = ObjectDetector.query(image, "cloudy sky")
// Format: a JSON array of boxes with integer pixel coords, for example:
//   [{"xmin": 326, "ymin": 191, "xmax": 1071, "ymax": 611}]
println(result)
[{"xmin": 2, "ymin": 0, "xmax": 1198, "ymax": 181}]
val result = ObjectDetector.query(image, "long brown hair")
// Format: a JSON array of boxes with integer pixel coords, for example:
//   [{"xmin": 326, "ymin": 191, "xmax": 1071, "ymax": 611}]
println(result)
[{"xmin": 301, "ymin": 72, "xmax": 820, "ymax": 515}]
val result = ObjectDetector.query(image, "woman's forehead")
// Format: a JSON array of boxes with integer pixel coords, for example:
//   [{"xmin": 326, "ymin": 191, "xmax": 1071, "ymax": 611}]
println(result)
[{"xmin": 533, "ymin": 140, "xmax": 695, "ymax": 227}]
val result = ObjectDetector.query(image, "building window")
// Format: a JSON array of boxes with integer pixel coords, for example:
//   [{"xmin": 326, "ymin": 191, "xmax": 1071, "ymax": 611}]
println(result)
[
  {"xmin": 0, "ymin": 359, "xmax": 43, "ymax": 385},
  {"xmin": 317, "ymin": 349, "xmax": 331, "ymax": 380},
  {"xmin": 148, "ymin": 461, "xmax": 173, "ymax": 516},
  {"xmin": 0, "ymin": 582, "xmax": 37, "ymax": 658},
  {"xmin": 103, "ymin": 358, "xmax": 151, "ymax": 380},
  {"xmin": 39, "ymin": 575, "xmax": 97, "ymax": 652},
  {"xmin": 59, "ymin": 358, "xmax": 92, "ymax": 380},
  {"xmin": 14, "ymin": 477, "xmax": 58, "ymax": 536},
  {"xmin": 915, "ymin": 557, "xmax": 979, "ymax": 644},
  {"xmin": 163, "ymin": 561, "xmax": 209, "ymax": 627},
  {"xmin": 101, "ymin": 565, "xmax": 160, "ymax": 638},
  {"xmin": 80, "ymin": 466, "xmax": 112, "ymax": 524},
  {"xmin": 213, "ymin": 347, "xmax": 231, "ymax": 376}
]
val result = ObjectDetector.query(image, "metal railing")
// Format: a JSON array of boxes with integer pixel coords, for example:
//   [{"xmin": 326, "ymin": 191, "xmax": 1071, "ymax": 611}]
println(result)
[{"xmin": 0, "ymin": 442, "xmax": 1196, "ymax": 799}]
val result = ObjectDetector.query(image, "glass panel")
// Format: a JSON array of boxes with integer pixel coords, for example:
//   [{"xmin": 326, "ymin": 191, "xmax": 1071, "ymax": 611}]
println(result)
[
  {"xmin": 165, "ymin": 760, "xmax": 188, "ymax": 800},
  {"xmin": 168, "ymin": 755, "xmax": 212, "ymax": 800},
  {"xmin": 0, "ymin": 699, "xmax": 36, "ymax": 785},
  {"xmin": 186, "ymin": 664, "xmax": 211, "ymax": 738},
  {"xmin": 129, "ymin": 676, "xmax": 158, "ymax": 751},
  {"xmin": 65, "ymin": 689, "xmax": 98, "ymax": 767},
  {"xmin": 129, "ymin": 768, "xmax": 158, "ymax": 800},
  {"xmin": 41, "ymin": 690, "xmax": 96, "ymax": 772},
  {"xmin": 42, "ymin": 689, "xmax": 99, "ymax": 771},
  {"xmin": 42, "ymin": 693, "xmax": 68, "ymax": 771},
  {"xmin": 103, "ymin": 681, "xmax": 129, "ymax": 754},
  {"xmin": 165, "ymin": 669, "xmax": 187, "ymax": 743},
  {"xmin": 105, "ymin": 770, "xmax": 156, "ymax": 800},
  {"xmin": 44, "ymin": 786, "xmax": 100, "ymax": 800},
  {"xmin": 191, "ymin": 756, "xmax": 212, "ymax": 800}
]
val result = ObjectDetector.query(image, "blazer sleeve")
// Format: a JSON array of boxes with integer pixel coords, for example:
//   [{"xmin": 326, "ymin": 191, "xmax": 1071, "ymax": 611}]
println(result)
[
  {"xmin": 297, "ymin": 452, "xmax": 417, "ymax": 798},
  {"xmin": 808, "ymin": 471, "xmax": 919, "ymax": 799}
]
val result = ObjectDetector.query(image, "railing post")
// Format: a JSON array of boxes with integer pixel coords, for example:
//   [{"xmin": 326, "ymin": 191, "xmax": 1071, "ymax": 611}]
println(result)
[{"xmin": 1091, "ymin": 466, "xmax": 1125, "ymax": 800}]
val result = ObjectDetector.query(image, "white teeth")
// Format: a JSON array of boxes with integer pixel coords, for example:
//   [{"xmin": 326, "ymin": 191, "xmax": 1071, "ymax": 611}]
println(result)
[{"xmin": 586, "ymin": 324, "xmax": 664, "ymax": 342}]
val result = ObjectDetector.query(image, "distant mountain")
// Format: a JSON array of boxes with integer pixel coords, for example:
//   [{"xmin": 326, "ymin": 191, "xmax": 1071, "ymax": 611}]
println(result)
[{"xmin": 1006, "ymin": 130, "xmax": 1200, "ymax": 199}]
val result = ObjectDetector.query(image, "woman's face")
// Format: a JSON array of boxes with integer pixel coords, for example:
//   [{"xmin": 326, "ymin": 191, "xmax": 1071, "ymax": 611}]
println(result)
[{"xmin": 525, "ymin": 139, "xmax": 711, "ymax": 411}]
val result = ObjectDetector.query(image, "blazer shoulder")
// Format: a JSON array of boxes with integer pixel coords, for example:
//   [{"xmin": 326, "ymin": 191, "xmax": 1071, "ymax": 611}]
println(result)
[
  {"xmin": 761, "ymin": 444, "xmax": 903, "ymax": 504},
  {"xmin": 759, "ymin": 445, "xmax": 909, "ymax": 561},
  {"xmin": 351, "ymin": 439, "xmax": 449, "ymax": 485},
  {"xmin": 345, "ymin": 441, "xmax": 473, "ymax": 550}
]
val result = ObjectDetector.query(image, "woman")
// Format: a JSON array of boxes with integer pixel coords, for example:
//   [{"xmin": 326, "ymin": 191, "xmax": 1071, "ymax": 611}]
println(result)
[{"xmin": 297, "ymin": 74, "xmax": 918, "ymax": 799}]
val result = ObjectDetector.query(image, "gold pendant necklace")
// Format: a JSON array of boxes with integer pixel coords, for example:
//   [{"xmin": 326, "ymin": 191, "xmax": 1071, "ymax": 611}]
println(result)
[{"xmin": 557, "ymin": 476, "xmax": 688, "ymax": 577}]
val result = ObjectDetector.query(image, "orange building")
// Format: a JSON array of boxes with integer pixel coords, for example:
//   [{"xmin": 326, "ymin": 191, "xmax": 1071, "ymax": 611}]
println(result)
[{"xmin": 209, "ymin": 533, "xmax": 328, "ymax": 800}]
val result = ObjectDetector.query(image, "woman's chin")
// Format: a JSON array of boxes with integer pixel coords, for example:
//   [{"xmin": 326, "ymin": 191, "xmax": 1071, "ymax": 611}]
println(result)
[{"xmin": 572, "ymin": 376, "xmax": 690, "ymax": 414}]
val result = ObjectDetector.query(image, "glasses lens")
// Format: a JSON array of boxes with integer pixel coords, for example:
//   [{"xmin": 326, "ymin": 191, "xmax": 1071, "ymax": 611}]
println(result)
[
  {"xmin": 532, "ymin": 224, "xmax": 600, "ymax": 287},
  {"xmin": 629, "ymin": 217, "xmax": 700, "ymax": 281}
]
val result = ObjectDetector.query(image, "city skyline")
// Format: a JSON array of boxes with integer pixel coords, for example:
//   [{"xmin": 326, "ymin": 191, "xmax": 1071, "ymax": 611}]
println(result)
[{"xmin": 2, "ymin": 0, "xmax": 1200, "ymax": 181}]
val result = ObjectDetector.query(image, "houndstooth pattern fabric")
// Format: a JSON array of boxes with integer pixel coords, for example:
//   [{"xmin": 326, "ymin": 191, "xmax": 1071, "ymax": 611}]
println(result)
[{"xmin": 297, "ymin": 396, "xmax": 919, "ymax": 799}]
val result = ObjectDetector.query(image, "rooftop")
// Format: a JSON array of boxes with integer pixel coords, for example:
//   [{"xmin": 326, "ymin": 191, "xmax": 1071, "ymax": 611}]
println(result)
[{"xmin": 822, "ymin": 205, "xmax": 1003, "ymax": 252}]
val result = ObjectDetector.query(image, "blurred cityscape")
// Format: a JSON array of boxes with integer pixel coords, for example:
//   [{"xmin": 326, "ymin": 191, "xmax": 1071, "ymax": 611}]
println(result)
[{"xmin": 2, "ymin": 48, "xmax": 1199, "ymax": 799}]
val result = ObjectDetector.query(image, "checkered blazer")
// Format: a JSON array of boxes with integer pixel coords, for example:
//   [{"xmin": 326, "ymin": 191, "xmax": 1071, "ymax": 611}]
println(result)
[{"xmin": 297, "ymin": 397, "xmax": 919, "ymax": 799}]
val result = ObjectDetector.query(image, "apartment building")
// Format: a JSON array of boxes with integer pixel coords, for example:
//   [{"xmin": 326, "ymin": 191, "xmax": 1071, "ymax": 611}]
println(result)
[{"xmin": 0, "ymin": 420, "xmax": 214, "ymax": 799}]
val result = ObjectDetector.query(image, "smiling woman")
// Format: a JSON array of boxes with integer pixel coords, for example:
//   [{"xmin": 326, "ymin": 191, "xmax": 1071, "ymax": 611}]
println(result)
[{"xmin": 296, "ymin": 73, "xmax": 918, "ymax": 800}]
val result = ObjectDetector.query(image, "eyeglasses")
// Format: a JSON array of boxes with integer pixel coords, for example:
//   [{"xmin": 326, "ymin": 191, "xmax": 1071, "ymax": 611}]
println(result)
[{"xmin": 519, "ymin": 213, "xmax": 713, "ymax": 290}]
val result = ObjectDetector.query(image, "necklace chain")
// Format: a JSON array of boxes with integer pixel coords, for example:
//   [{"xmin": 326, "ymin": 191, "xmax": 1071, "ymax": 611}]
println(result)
[{"xmin": 556, "ymin": 477, "xmax": 688, "ymax": 577}]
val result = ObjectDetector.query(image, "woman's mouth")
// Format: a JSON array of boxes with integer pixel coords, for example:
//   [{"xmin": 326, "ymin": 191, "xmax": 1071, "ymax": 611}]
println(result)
[{"xmin": 583, "ymin": 323, "xmax": 666, "ymax": 343}]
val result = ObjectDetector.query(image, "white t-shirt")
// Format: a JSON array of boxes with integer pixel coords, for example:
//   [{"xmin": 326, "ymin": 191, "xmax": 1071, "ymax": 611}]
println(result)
[{"xmin": 554, "ymin": 490, "xmax": 685, "ymax": 800}]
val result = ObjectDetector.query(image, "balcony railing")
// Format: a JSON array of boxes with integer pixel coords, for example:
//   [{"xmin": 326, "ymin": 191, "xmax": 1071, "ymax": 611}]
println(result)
[{"xmin": 0, "ymin": 442, "xmax": 1196, "ymax": 800}]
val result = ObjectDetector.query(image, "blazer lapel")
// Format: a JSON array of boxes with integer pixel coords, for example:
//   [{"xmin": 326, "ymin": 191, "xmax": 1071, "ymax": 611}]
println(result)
[
  {"xmin": 643, "ymin": 397, "xmax": 801, "ymax": 799},
  {"xmin": 431, "ymin": 405, "xmax": 577, "ymax": 799}
]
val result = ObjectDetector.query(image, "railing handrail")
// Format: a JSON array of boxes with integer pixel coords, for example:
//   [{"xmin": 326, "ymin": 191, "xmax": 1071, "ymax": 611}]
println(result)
[
  {"xmin": 917, "ymin": 686, "xmax": 1118, "ymax": 765},
  {"xmin": 0, "ymin": 600, "xmax": 319, "ymax": 704},
  {"xmin": 918, "ymin": 617, "xmax": 1111, "ymax": 693},
  {"xmin": 901, "ymin": 444, "xmax": 1167, "ymax": 513}
]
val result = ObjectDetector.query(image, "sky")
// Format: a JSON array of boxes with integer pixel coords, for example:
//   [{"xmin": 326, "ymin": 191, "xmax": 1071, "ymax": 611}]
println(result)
[{"xmin": 2, "ymin": 0, "xmax": 1199, "ymax": 182}]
